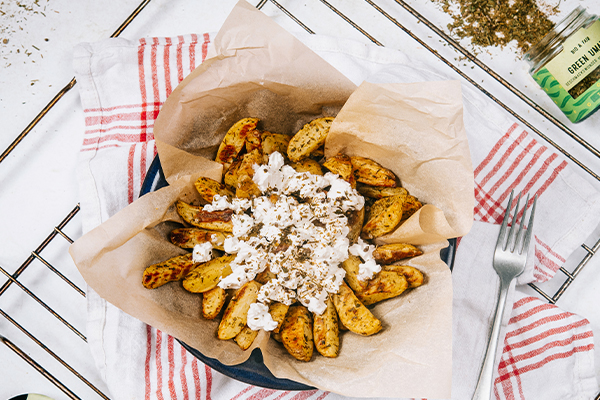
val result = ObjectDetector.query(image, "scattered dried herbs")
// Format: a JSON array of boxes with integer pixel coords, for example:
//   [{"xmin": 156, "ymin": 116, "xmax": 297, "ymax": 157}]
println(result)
[
  {"xmin": 432, "ymin": 0, "xmax": 560, "ymax": 53},
  {"xmin": 568, "ymin": 65, "xmax": 600, "ymax": 99}
]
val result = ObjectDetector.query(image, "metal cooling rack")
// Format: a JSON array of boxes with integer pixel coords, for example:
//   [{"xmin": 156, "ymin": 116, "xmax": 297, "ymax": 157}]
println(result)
[{"xmin": 1, "ymin": 0, "xmax": 599, "ymax": 398}]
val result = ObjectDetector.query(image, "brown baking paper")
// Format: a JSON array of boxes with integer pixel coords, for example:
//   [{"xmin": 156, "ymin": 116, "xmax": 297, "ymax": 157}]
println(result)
[{"xmin": 70, "ymin": 1, "xmax": 473, "ymax": 398}]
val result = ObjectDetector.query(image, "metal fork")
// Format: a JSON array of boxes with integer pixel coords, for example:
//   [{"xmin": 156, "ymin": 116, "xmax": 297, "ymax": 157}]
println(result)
[{"xmin": 472, "ymin": 190, "xmax": 537, "ymax": 400}]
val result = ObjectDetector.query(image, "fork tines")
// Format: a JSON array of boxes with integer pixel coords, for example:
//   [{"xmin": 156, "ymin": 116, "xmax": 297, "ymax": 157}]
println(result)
[{"xmin": 497, "ymin": 190, "xmax": 538, "ymax": 255}]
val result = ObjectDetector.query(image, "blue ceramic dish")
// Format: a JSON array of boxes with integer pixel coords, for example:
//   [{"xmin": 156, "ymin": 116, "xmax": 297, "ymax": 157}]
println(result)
[{"xmin": 140, "ymin": 154, "xmax": 456, "ymax": 391}]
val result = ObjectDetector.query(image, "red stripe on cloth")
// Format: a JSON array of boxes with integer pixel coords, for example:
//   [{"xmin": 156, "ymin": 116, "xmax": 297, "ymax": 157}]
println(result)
[
  {"xmin": 512, "ymin": 296, "xmax": 538, "ymax": 310},
  {"xmin": 314, "ymin": 392, "xmax": 330, "ymax": 400},
  {"xmin": 168, "ymin": 335, "xmax": 177, "ymax": 400},
  {"xmin": 502, "ymin": 330, "xmax": 594, "ymax": 361},
  {"xmin": 290, "ymin": 389, "xmax": 320, "ymax": 400},
  {"xmin": 156, "ymin": 330, "xmax": 165, "ymax": 400},
  {"xmin": 272, "ymin": 391, "xmax": 291, "ymax": 400},
  {"xmin": 205, "ymin": 364, "xmax": 213, "ymax": 400},
  {"xmin": 496, "ymin": 344, "xmax": 594, "ymax": 382},
  {"xmin": 532, "ymin": 160, "xmax": 568, "ymax": 201},
  {"xmin": 84, "ymin": 101, "xmax": 162, "ymax": 113},
  {"xmin": 84, "ymin": 126, "xmax": 157, "ymax": 140},
  {"xmin": 246, "ymin": 388, "xmax": 277, "ymax": 400},
  {"xmin": 85, "ymin": 111, "xmax": 156, "ymax": 126},
  {"xmin": 164, "ymin": 37, "xmax": 173, "ymax": 97},
  {"xmin": 230, "ymin": 385, "xmax": 254, "ymax": 400},
  {"xmin": 140, "ymin": 142, "xmax": 148, "ymax": 194},
  {"xmin": 474, "ymin": 122, "xmax": 518, "ymax": 178},
  {"xmin": 127, "ymin": 144, "xmax": 136, "ymax": 204},
  {"xmin": 150, "ymin": 37, "xmax": 161, "ymax": 137},
  {"xmin": 473, "ymin": 183, "xmax": 504, "ymax": 223},
  {"xmin": 138, "ymin": 38, "xmax": 148, "ymax": 141},
  {"xmin": 191, "ymin": 359, "xmax": 201, "ymax": 400},
  {"xmin": 496, "ymin": 348, "xmax": 525, "ymax": 400},
  {"xmin": 189, "ymin": 33, "xmax": 198, "ymax": 72},
  {"xmin": 508, "ymin": 303, "xmax": 565, "ymax": 325},
  {"xmin": 535, "ymin": 236, "xmax": 566, "ymax": 262},
  {"xmin": 534, "ymin": 247, "xmax": 561, "ymax": 275},
  {"xmin": 478, "ymin": 129, "xmax": 528, "ymax": 189},
  {"xmin": 506, "ymin": 317, "xmax": 588, "ymax": 343},
  {"xmin": 145, "ymin": 324, "xmax": 153, "ymax": 400},
  {"xmin": 202, "ymin": 33, "xmax": 210, "ymax": 62},
  {"xmin": 180, "ymin": 346, "xmax": 189, "ymax": 400},
  {"xmin": 177, "ymin": 36, "xmax": 184, "ymax": 83}
]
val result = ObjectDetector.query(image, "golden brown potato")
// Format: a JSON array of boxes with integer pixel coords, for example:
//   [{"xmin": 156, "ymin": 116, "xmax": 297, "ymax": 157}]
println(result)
[
  {"xmin": 356, "ymin": 184, "xmax": 408, "ymax": 200},
  {"xmin": 289, "ymin": 158, "xmax": 323, "ymax": 175},
  {"xmin": 354, "ymin": 270, "xmax": 409, "ymax": 306},
  {"xmin": 271, "ymin": 332, "xmax": 283, "ymax": 342},
  {"xmin": 223, "ymin": 158, "xmax": 242, "ymax": 189},
  {"xmin": 372, "ymin": 243, "xmax": 423, "ymax": 264},
  {"xmin": 237, "ymin": 149, "xmax": 264, "ymax": 178},
  {"xmin": 280, "ymin": 305, "xmax": 314, "ymax": 362},
  {"xmin": 313, "ymin": 296, "xmax": 340, "ymax": 358},
  {"xmin": 182, "ymin": 254, "xmax": 235, "ymax": 293},
  {"xmin": 382, "ymin": 265, "xmax": 424, "ymax": 288},
  {"xmin": 176, "ymin": 200, "xmax": 234, "ymax": 232},
  {"xmin": 255, "ymin": 268, "xmax": 277, "ymax": 284},
  {"xmin": 202, "ymin": 286, "xmax": 228, "ymax": 319},
  {"xmin": 401, "ymin": 195, "xmax": 423, "ymax": 222},
  {"xmin": 287, "ymin": 117, "xmax": 334, "ymax": 162},
  {"xmin": 350, "ymin": 156, "xmax": 396, "ymax": 187},
  {"xmin": 261, "ymin": 132, "xmax": 291, "ymax": 156},
  {"xmin": 309, "ymin": 146, "xmax": 324, "ymax": 159},
  {"xmin": 236, "ymin": 174, "xmax": 262, "ymax": 199},
  {"xmin": 268, "ymin": 302, "xmax": 290, "ymax": 333},
  {"xmin": 234, "ymin": 326, "xmax": 259, "ymax": 350},
  {"xmin": 217, "ymin": 281, "xmax": 261, "ymax": 340},
  {"xmin": 341, "ymin": 255, "xmax": 369, "ymax": 293},
  {"xmin": 245, "ymin": 129, "xmax": 263, "ymax": 153},
  {"xmin": 333, "ymin": 282, "xmax": 382, "ymax": 336},
  {"xmin": 169, "ymin": 228, "xmax": 229, "ymax": 251},
  {"xmin": 323, "ymin": 153, "xmax": 355, "ymax": 187},
  {"xmin": 362, "ymin": 195, "xmax": 405, "ymax": 239},
  {"xmin": 216, "ymin": 118, "xmax": 259, "ymax": 170},
  {"xmin": 142, "ymin": 253, "xmax": 198, "ymax": 289},
  {"xmin": 194, "ymin": 177, "xmax": 234, "ymax": 203},
  {"xmin": 346, "ymin": 207, "xmax": 365, "ymax": 244}
]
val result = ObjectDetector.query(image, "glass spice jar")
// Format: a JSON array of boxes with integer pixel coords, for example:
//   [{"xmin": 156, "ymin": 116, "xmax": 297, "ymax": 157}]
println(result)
[{"xmin": 524, "ymin": 7, "xmax": 600, "ymax": 123}]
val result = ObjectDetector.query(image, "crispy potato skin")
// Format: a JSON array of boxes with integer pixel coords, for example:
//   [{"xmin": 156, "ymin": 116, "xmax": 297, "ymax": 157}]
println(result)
[
  {"xmin": 401, "ymin": 195, "xmax": 423, "ymax": 222},
  {"xmin": 382, "ymin": 265, "xmax": 424, "ymax": 288},
  {"xmin": 346, "ymin": 207, "xmax": 365, "ymax": 244},
  {"xmin": 202, "ymin": 286, "xmax": 228, "ymax": 319},
  {"xmin": 234, "ymin": 326, "xmax": 259, "ymax": 350},
  {"xmin": 333, "ymin": 282, "xmax": 382, "ymax": 336},
  {"xmin": 356, "ymin": 184, "xmax": 408, "ymax": 200},
  {"xmin": 223, "ymin": 158, "xmax": 242, "ymax": 189},
  {"xmin": 362, "ymin": 195, "xmax": 404, "ymax": 239},
  {"xmin": 289, "ymin": 158, "xmax": 323, "ymax": 175},
  {"xmin": 268, "ymin": 302, "xmax": 290, "ymax": 333},
  {"xmin": 350, "ymin": 156, "xmax": 396, "ymax": 187},
  {"xmin": 176, "ymin": 201, "xmax": 234, "ymax": 232},
  {"xmin": 341, "ymin": 255, "xmax": 369, "ymax": 293},
  {"xmin": 216, "ymin": 118, "xmax": 259, "ymax": 170},
  {"xmin": 245, "ymin": 129, "xmax": 263, "ymax": 153},
  {"xmin": 354, "ymin": 270, "xmax": 409, "ymax": 306},
  {"xmin": 280, "ymin": 305, "xmax": 314, "ymax": 362},
  {"xmin": 313, "ymin": 297, "xmax": 340, "ymax": 358},
  {"xmin": 169, "ymin": 228, "xmax": 229, "ymax": 250},
  {"xmin": 255, "ymin": 268, "xmax": 277, "ymax": 284},
  {"xmin": 218, "ymin": 281, "xmax": 261, "ymax": 340},
  {"xmin": 287, "ymin": 117, "xmax": 334, "ymax": 162},
  {"xmin": 194, "ymin": 177, "xmax": 234, "ymax": 203},
  {"xmin": 323, "ymin": 153, "xmax": 355, "ymax": 187},
  {"xmin": 261, "ymin": 132, "xmax": 291, "ymax": 156},
  {"xmin": 372, "ymin": 243, "xmax": 423, "ymax": 264},
  {"xmin": 182, "ymin": 254, "xmax": 235, "ymax": 293},
  {"xmin": 142, "ymin": 253, "xmax": 198, "ymax": 289}
]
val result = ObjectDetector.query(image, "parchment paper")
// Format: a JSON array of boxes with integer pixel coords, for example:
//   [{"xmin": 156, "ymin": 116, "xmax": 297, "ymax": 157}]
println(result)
[{"xmin": 70, "ymin": 1, "xmax": 473, "ymax": 398}]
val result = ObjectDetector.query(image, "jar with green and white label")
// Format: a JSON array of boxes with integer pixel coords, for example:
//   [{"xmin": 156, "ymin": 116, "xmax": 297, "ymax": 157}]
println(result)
[{"xmin": 524, "ymin": 7, "xmax": 600, "ymax": 123}]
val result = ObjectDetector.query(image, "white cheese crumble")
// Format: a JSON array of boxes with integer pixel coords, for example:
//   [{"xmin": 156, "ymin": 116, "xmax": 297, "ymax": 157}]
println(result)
[
  {"xmin": 209, "ymin": 151, "xmax": 376, "ymax": 329},
  {"xmin": 192, "ymin": 242, "xmax": 213, "ymax": 263},
  {"xmin": 349, "ymin": 237, "xmax": 381, "ymax": 281}
]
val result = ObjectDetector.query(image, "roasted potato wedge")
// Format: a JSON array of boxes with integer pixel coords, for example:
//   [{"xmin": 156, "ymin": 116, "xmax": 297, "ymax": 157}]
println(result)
[
  {"xmin": 313, "ymin": 296, "xmax": 340, "ymax": 358},
  {"xmin": 333, "ymin": 282, "xmax": 382, "ymax": 336},
  {"xmin": 346, "ymin": 207, "xmax": 365, "ymax": 244},
  {"xmin": 245, "ymin": 129, "xmax": 263, "ymax": 153},
  {"xmin": 372, "ymin": 243, "xmax": 423, "ymax": 264},
  {"xmin": 255, "ymin": 268, "xmax": 277, "ymax": 284},
  {"xmin": 362, "ymin": 195, "xmax": 404, "ymax": 239},
  {"xmin": 280, "ymin": 305, "xmax": 314, "ymax": 362},
  {"xmin": 194, "ymin": 177, "xmax": 234, "ymax": 203},
  {"xmin": 236, "ymin": 174, "xmax": 262, "ymax": 199},
  {"xmin": 382, "ymin": 265, "xmax": 424, "ymax": 288},
  {"xmin": 350, "ymin": 156, "xmax": 396, "ymax": 187},
  {"xmin": 287, "ymin": 117, "xmax": 334, "ymax": 162},
  {"xmin": 237, "ymin": 149, "xmax": 264, "ymax": 178},
  {"xmin": 401, "ymin": 195, "xmax": 423, "ymax": 222},
  {"xmin": 354, "ymin": 270, "xmax": 409, "ymax": 306},
  {"xmin": 289, "ymin": 158, "xmax": 323, "ymax": 175},
  {"xmin": 202, "ymin": 286, "xmax": 228, "ymax": 319},
  {"xmin": 309, "ymin": 146, "xmax": 324, "ymax": 159},
  {"xmin": 356, "ymin": 184, "xmax": 408, "ymax": 200},
  {"xmin": 341, "ymin": 255, "xmax": 369, "ymax": 293},
  {"xmin": 218, "ymin": 280, "xmax": 261, "ymax": 340},
  {"xmin": 234, "ymin": 326, "xmax": 259, "ymax": 350},
  {"xmin": 216, "ymin": 117, "xmax": 259, "ymax": 170},
  {"xmin": 223, "ymin": 158, "xmax": 242, "ymax": 189},
  {"xmin": 142, "ymin": 253, "xmax": 198, "ymax": 289},
  {"xmin": 176, "ymin": 200, "xmax": 234, "ymax": 232},
  {"xmin": 182, "ymin": 254, "xmax": 236, "ymax": 293},
  {"xmin": 268, "ymin": 302, "xmax": 290, "ymax": 333},
  {"xmin": 169, "ymin": 228, "xmax": 229, "ymax": 251},
  {"xmin": 323, "ymin": 153, "xmax": 355, "ymax": 187},
  {"xmin": 261, "ymin": 132, "xmax": 291, "ymax": 156}
]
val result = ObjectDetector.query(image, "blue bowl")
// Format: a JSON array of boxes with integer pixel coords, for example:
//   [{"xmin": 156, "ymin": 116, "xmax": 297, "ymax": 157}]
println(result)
[{"xmin": 140, "ymin": 154, "xmax": 456, "ymax": 390}]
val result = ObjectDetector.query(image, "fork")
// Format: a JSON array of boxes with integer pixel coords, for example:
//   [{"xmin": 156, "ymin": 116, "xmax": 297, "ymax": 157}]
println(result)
[{"xmin": 472, "ymin": 190, "xmax": 537, "ymax": 400}]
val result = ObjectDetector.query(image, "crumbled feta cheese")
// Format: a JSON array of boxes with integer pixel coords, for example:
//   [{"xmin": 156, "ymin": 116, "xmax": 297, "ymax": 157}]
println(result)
[
  {"xmin": 192, "ymin": 242, "xmax": 213, "ymax": 263},
  {"xmin": 349, "ymin": 238, "xmax": 381, "ymax": 281},
  {"xmin": 247, "ymin": 303, "xmax": 278, "ymax": 331}
]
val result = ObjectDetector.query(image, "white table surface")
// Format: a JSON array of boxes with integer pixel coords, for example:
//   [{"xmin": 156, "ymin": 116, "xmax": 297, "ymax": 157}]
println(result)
[{"xmin": 1, "ymin": 0, "xmax": 599, "ymax": 399}]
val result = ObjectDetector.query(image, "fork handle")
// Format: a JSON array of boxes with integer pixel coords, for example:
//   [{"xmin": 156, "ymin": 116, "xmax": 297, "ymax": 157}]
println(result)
[{"xmin": 472, "ymin": 277, "xmax": 511, "ymax": 400}]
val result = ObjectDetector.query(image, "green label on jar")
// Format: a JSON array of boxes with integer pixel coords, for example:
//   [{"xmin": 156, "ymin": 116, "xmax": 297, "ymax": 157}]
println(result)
[{"xmin": 533, "ymin": 66, "xmax": 600, "ymax": 123}]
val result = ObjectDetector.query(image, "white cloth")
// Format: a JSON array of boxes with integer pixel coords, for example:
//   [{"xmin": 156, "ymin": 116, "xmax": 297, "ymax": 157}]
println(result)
[{"xmin": 73, "ymin": 31, "xmax": 600, "ymax": 400}]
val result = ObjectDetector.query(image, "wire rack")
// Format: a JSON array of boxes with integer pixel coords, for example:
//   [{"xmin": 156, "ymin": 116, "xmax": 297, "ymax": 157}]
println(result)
[{"xmin": 1, "ymin": 0, "xmax": 599, "ymax": 398}]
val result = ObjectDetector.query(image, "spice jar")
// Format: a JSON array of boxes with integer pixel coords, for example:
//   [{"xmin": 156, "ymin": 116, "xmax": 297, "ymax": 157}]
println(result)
[{"xmin": 524, "ymin": 7, "xmax": 600, "ymax": 123}]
